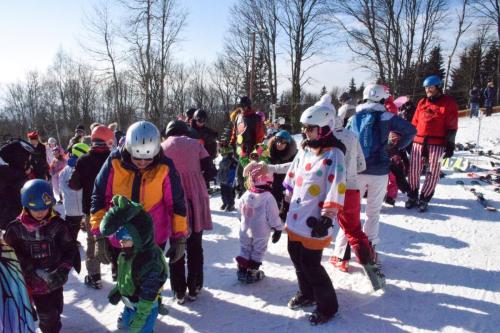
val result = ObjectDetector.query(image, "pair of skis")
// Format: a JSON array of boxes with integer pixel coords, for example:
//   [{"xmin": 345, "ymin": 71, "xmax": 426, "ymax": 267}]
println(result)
[{"xmin": 456, "ymin": 180, "xmax": 497, "ymax": 211}]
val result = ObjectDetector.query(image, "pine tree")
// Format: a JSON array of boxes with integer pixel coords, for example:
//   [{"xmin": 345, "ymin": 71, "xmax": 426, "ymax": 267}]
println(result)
[
  {"xmin": 424, "ymin": 45, "xmax": 446, "ymax": 79},
  {"xmin": 252, "ymin": 48, "xmax": 272, "ymax": 110},
  {"xmin": 348, "ymin": 78, "xmax": 357, "ymax": 95},
  {"xmin": 480, "ymin": 42, "xmax": 498, "ymax": 89},
  {"xmin": 320, "ymin": 85, "xmax": 327, "ymax": 97},
  {"xmin": 355, "ymin": 82, "xmax": 365, "ymax": 102}
]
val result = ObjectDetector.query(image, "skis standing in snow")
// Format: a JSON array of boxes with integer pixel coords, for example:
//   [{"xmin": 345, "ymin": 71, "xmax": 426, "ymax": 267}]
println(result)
[{"xmin": 406, "ymin": 75, "xmax": 459, "ymax": 212}]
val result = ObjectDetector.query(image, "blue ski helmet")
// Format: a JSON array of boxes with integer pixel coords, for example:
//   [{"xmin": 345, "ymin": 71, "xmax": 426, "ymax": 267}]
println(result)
[
  {"xmin": 115, "ymin": 226, "xmax": 133, "ymax": 241},
  {"xmin": 275, "ymin": 130, "xmax": 292, "ymax": 143},
  {"xmin": 423, "ymin": 75, "xmax": 443, "ymax": 88},
  {"xmin": 21, "ymin": 179, "xmax": 55, "ymax": 211}
]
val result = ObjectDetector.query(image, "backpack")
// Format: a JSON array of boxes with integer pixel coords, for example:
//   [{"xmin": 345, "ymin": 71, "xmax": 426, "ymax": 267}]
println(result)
[{"xmin": 350, "ymin": 110, "xmax": 384, "ymax": 162}]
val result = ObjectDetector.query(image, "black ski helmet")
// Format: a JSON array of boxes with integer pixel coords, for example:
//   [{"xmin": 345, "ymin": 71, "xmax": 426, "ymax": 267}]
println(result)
[
  {"xmin": 239, "ymin": 96, "xmax": 252, "ymax": 108},
  {"xmin": 165, "ymin": 120, "xmax": 190, "ymax": 138},
  {"xmin": 185, "ymin": 108, "xmax": 197, "ymax": 120},
  {"xmin": 194, "ymin": 109, "xmax": 208, "ymax": 122}
]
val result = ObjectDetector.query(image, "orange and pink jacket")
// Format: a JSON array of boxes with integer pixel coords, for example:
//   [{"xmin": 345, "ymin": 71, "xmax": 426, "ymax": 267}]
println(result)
[{"xmin": 90, "ymin": 148, "xmax": 188, "ymax": 247}]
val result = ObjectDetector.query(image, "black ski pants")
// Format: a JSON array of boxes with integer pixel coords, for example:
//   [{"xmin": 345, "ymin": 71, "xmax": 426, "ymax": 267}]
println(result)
[
  {"xmin": 220, "ymin": 184, "xmax": 235, "ymax": 207},
  {"xmin": 33, "ymin": 287, "xmax": 64, "ymax": 333},
  {"xmin": 288, "ymin": 239, "xmax": 338, "ymax": 317},
  {"xmin": 64, "ymin": 215, "xmax": 82, "ymax": 242},
  {"xmin": 169, "ymin": 231, "xmax": 204, "ymax": 295}
]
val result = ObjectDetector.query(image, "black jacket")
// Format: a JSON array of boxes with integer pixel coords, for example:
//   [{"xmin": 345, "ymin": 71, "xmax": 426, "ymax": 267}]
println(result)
[
  {"xmin": 269, "ymin": 136, "xmax": 298, "ymax": 206},
  {"xmin": 192, "ymin": 125, "xmax": 218, "ymax": 159},
  {"xmin": 0, "ymin": 166, "xmax": 27, "ymax": 229},
  {"xmin": 31, "ymin": 142, "xmax": 49, "ymax": 179},
  {"xmin": 69, "ymin": 147, "xmax": 110, "ymax": 214}
]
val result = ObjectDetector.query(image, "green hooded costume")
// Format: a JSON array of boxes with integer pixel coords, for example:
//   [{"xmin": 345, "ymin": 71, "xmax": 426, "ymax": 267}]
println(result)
[{"xmin": 100, "ymin": 195, "xmax": 167, "ymax": 332}]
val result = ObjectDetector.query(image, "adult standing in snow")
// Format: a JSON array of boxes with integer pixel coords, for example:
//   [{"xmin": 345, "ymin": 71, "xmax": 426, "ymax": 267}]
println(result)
[
  {"xmin": 283, "ymin": 95, "xmax": 347, "ymax": 325},
  {"xmin": 469, "ymin": 85, "xmax": 481, "ymax": 118},
  {"xmin": 337, "ymin": 92, "xmax": 356, "ymax": 128},
  {"xmin": 67, "ymin": 124, "xmax": 86, "ymax": 152},
  {"xmin": 329, "ymin": 98, "xmax": 378, "ymax": 274},
  {"xmin": 90, "ymin": 121, "xmax": 188, "ymax": 313},
  {"xmin": 0, "ymin": 139, "xmax": 34, "ymax": 230},
  {"xmin": 27, "ymin": 131, "xmax": 49, "ymax": 180},
  {"xmin": 230, "ymin": 96, "xmax": 266, "ymax": 197},
  {"xmin": 68, "ymin": 125, "xmax": 115, "ymax": 289},
  {"xmin": 406, "ymin": 75, "xmax": 458, "ymax": 212},
  {"xmin": 483, "ymin": 81, "xmax": 496, "ymax": 116},
  {"xmin": 191, "ymin": 110, "xmax": 218, "ymax": 182},
  {"xmin": 347, "ymin": 84, "xmax": 415, "ymax": 256},
  {"xmin": 162, "ymin": 120, "xmax": 215, "ymax": 304}
]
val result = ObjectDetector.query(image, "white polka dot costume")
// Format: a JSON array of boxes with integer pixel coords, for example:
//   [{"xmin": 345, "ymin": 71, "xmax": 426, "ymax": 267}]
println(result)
[{"xmin": 283, "ymin": 147, "xmax": 346, "ymax": 244}]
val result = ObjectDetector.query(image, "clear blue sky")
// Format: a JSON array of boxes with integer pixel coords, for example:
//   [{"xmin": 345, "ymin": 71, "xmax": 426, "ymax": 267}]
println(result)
[{"xmin": 0, "ymin": 0, "xmax": 396, "ymax": 95}]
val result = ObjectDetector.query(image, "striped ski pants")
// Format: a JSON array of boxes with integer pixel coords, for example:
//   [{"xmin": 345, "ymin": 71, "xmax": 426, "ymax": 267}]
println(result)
[{"xmin": 408, "ymin": 142, "xmax": 445, "ymax": 201}]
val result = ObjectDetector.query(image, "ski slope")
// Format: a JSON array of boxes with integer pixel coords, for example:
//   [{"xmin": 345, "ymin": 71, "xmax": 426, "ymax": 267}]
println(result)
[{"xmin": 57, "ymin": 114, "xmax": 500, "ymax": 333}]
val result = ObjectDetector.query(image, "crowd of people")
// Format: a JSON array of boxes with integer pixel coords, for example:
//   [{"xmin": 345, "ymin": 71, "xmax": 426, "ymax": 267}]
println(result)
[{"xmin": 0, "ymin": 74, "xmax": 459, "ymax": 332}]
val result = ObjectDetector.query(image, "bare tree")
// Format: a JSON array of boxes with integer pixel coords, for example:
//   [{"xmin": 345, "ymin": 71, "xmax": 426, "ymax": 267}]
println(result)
[
  {"xmin": 332, "ymin": 0, "xmax": 447, "ymax": 95},
  {"xmin": 277, "ymin": 0, "xmax": 331, "ymax": 129},
  {"xmin": 444, "ymin": 0, "xmax": 472, "ymax": 91}
]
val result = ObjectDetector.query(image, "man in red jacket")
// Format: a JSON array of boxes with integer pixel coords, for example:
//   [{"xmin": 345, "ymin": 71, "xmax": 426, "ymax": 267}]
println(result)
[{"xmin": 406, "ymin": 75, "xmax": 458, "ymax": 212}]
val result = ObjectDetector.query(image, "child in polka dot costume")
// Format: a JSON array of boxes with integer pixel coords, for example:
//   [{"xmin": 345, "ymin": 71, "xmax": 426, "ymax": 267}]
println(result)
[{"xmin": 283, "ymin": 95, "xmax": 347, "ymax": 325}]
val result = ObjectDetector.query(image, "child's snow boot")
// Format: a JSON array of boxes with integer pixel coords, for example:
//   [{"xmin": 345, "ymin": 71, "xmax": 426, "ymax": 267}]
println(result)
[
  {"xmin": 174, "ymin": 292, "xmax": 186, "ymax": 305},
  {"xmin": 246, "ymin": 260, "xmax": 264, "ymax": 283},
  {"xmin": 220, "ymin": 203, "xmax": 227, "ymax": 210},
  {"xmin": 418, "ymin": 200, "xmax": 428, "ymax": 212},
  {"xmin": 236, "ymin": 256, "xmax": 249, "ymax": 282},
  {"xmin": 84, "ymin": 274, "xmax": 102, "ymax": 289}
]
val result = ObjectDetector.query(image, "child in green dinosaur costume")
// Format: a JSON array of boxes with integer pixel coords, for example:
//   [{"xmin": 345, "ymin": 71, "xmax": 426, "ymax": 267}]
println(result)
[{"xmin": 100, "ymin": 195, "xmax": 168, "ymax": 333}]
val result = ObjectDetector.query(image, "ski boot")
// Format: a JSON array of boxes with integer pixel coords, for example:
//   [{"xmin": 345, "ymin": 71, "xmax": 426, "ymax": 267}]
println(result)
[
  {"xmin": 362, "ymin": 261, "xmax": 386, "ymax": 291},
  {"xmin": 418, "ymin": 200, "xmax": 428, "ymax": 212},
  {"xmin": 308, "ymin": 309, "xmax": 335, "ymax": 325},
  {"xmin": 384, "ymin": 196, "xmax": 396, "ymax": 206},
  {"xmin": 246, "ymin": 269, "xmax": 265, "ymax": 283},
  {"xmin": 288, "ymin": 292, "xmax": 316, "ymax": 310},
  {"xmin": 405, "ymin": 197, "xmax": 418, "ymax": 209},
  {"xmin": 84, "ymin": 274, "xmax": 102, "ymax": 289},
  {"xmin": 173, "ymin": 292, "xmax": 186, "ymax": 305},
  {"xmin": 329, "ymin": 256, "xmax": 349, "ymax": 272}
]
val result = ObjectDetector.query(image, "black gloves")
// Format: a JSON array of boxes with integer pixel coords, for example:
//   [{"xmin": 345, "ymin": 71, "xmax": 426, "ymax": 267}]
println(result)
[
  {"xmin": 272, "ymin": 229, "xmax": 282, "ymax": 243},
  {"xmin": 47, "ymin": 266, "xmax": 70, "ymax": 290},
  {"xmin": 306, "ymin": 216, "xmax": 333, "ymax": 238},
  {"xmin": 444, "ymin": 142, "xmax": 455, "ymax": 158},
  {"xmin": 444, "ymin": 130, "xmax": 457, "ymax": 159},
  {"xmin": 108, "ymin": 287, "xmax": 122, "ymax": 305}
]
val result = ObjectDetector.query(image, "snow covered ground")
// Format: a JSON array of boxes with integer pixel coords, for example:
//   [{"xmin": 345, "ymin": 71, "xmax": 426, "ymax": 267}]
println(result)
[{"xmin": 57, "ymin": 114, "xmax": 500, "ymax": 333}]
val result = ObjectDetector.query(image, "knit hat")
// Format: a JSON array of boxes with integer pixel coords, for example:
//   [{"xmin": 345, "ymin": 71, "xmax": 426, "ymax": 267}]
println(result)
[
  {"xmin": 239, "ymin": 96, "xmax": 252, "ymax": 108},
  {"xmin": 27, "ymin": 131, "xmax": 39, "ymax": 140}
]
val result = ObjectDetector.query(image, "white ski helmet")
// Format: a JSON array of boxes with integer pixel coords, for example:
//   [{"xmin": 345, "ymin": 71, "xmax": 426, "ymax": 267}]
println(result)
[
  {"xmin": 300, "ymin": 95, "xmax": 337, "ymax": 129},
  {"xmin": 363, "ymin": 84, "xmax": 390, "ymax": 103},
  {"xmin": 125, "ymin": 121, "xmax": 161, "ymax": 159},
  {"xmin": 47, "ymin": 137, "xmax": 57, "ymax": 145}
]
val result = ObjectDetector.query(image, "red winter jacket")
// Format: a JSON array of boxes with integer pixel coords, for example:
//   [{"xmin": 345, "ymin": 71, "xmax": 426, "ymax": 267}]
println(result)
[{"xmin": 412, "ymin": 95, "xmax": 458, "ymax": 146}]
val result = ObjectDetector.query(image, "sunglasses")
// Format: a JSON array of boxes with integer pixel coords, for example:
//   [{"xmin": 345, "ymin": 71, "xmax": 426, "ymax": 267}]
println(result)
[
  {"xmin": 301, "ymin": 125, "xmax": 318, "ymax": 132},
  {"xmin": 276, "ymin": 139, "xmax": 288, "ymax": 145}
]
